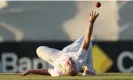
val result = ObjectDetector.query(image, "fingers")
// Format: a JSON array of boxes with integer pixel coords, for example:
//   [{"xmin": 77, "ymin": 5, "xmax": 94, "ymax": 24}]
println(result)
[
  {"xmin": 90, "ymin": 11, "xmax": 99, "ymax": 17},
  {"xmin": 89, "ymin": 11, "xmax": 99, "ymax": 22},
  {"xmin": 20, "ymin": 70, "xmax": 29, "ymax": 76},
  {"xmin": 92, "ymin": 11, "xmax": 93, "ymax": 16},
  {"xmin": 21, "ymin": 72, "xmax": 29, "ymax": 76},
  {"xmin": 95, "ymin": 13, "xmax": 99, "ymax": 18},
  {"xmin": 94, "ymin": 12, "xmax": 96, "ymax": 16},
  {"xmin": 20, "ymin": 73, "xmax": 26, "ymax": 76},
  {"xmin": 90, "ymin": 11, "xmax": 93, "ymax": 16},
  {"xmin": 90, "ymin": 72, "xmax": 96, "ymax": 76}
]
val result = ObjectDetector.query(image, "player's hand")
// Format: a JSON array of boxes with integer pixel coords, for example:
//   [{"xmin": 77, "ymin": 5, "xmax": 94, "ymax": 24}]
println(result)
[
  {"xmin": 86, "ymin": 70, "xmax": 96, "ymax": 76},
  {"xmin": 20, "ymin": 70, "xmax": 30, "ymax": 76},
  {"xmin": 89, "ymin": 11, "xmax": 99, "ymax": 23}
]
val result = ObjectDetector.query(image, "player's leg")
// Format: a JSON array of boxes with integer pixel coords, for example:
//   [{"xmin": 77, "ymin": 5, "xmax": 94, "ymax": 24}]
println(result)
[
  {"xmin": 36, "ymin": 46, "xmax": 62, "ymax": 66},
  {"xmin": 62, "ymin": 36, "xmax": 84, "ymax": 53}
]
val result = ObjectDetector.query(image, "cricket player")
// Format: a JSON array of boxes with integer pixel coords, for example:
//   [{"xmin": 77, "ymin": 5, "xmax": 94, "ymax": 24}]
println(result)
[{"xmin": 21, "ymin": 11, "xmax": 99, "ymax": 76}]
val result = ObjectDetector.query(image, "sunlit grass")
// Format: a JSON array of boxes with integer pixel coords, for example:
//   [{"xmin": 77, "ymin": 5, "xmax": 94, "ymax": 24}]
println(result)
[{"xmin": 0, "ymin": 73, "xmax": 133, "ymax": 80}]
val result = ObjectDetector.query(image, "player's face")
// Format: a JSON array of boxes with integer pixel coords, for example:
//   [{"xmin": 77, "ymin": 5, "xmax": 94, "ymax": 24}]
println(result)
[{"xmin": 64, "ymin": 57, "xmax": 78, "ymax": 76}]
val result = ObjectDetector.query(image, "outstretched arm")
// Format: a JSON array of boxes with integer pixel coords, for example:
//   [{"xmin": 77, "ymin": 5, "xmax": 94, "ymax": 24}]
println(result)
[
  {"xmin": 81, "ymin": 11, "xmax": 99, "ymax": 76},
  {"xmin": 21, "ymin": 68, "xmax": 60, "ymax": 76},
  {"xmin": 21, "ymin": 69, "xmax": 51, "ymax": 76},
  {"xmin": 81, "ymin": 11, "xmax": 99, "ymax": 50}
]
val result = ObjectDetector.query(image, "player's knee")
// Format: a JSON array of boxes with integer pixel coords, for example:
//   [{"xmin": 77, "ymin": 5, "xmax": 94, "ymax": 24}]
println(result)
[{"xmin": 36, "ymin": 46, "xmax": 45, "ymax": 56}]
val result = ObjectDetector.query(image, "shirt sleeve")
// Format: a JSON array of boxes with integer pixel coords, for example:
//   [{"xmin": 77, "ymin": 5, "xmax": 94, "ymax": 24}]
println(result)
[
  {"xmin": 76, "ymin": 48, "xmax": 88, "ymax": 60},
  {"xmin": 48, "ymin": 69, "xmax": 60, "ymax": 77}
]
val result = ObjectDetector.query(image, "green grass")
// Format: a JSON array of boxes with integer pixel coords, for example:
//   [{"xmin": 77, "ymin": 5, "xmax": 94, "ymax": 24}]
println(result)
[{"xmin": 0, "ymin": 73, "xmax": 133, "ymax": 80}]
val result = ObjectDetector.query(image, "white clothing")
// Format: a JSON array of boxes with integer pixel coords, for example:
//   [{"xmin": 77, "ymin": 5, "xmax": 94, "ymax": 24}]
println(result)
[
  {"xmin": 53, "ymin": 48, "xmax": 88, "ymax": 75},
  {"xmin": 36, "ymin": 36, "xmax": 95, "ymax": 76}
]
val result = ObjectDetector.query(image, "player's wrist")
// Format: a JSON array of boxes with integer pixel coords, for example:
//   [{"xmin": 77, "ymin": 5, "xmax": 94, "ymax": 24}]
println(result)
[{"xmin": 89, "ymin": 20, "xmax": 94, "ymax": 23}]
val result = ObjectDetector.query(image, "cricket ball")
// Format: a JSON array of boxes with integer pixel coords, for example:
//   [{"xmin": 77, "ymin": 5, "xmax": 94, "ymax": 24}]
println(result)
[{"xmin": 96, "ymin": 2, "xmax": 101, "ymax": 8}]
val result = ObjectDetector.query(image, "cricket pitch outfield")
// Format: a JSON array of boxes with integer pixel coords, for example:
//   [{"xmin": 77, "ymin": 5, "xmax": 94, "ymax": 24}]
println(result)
[{"xmin": 0, "ymin": 73, "xmax": 133, "ymax": 80}]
